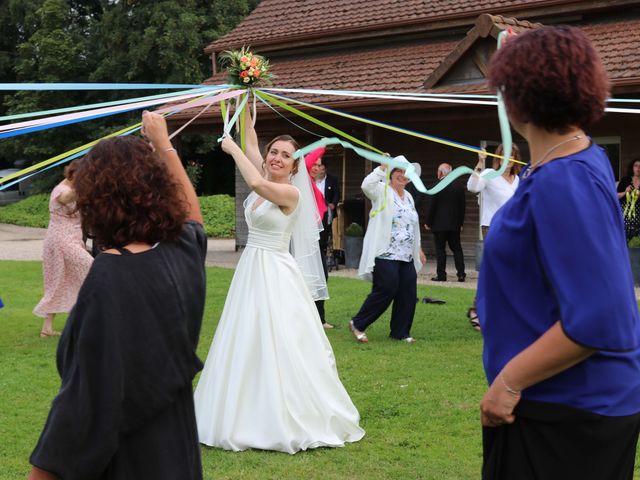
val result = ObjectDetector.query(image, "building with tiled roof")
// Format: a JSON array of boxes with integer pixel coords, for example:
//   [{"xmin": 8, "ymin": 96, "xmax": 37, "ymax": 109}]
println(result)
[{"xmin": 173, "ymin": 0, "xmax": 640, "ymax": 255}]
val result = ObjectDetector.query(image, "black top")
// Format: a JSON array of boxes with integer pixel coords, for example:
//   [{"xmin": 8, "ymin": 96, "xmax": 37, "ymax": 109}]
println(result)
[
  {"xmin": 323, "ymin": 173, "xmax": 340, "ymax": 207},
  {"xmin": 617, "ymin": 175, "xmax": 637, "ymax": 206},
  {"xmin": 30, "ymin": 221, "xmax": 208, "ymax": 480},
  {"xmin": 425, "ymin": 179, "xmax": 466, "ymax": 231}
]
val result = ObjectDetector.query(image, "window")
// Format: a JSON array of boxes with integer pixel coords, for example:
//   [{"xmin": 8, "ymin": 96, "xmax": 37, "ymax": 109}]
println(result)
[{"xmin": 592, "ymin": 136, "xmax": 621, "ymax": 180}]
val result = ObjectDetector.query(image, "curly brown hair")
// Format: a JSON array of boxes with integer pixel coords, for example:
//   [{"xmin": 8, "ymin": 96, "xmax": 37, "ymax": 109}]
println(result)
[
  {"xmin": 73, "ymin": 136, "xmax": 189, "ymax": 249},
  {"xmin": 488, "ymin": 26, "xmax": 610, "ymax": 134},
  {"xmin": 63, "ymin": 159, "xmax": 79, "ymax": 181}
]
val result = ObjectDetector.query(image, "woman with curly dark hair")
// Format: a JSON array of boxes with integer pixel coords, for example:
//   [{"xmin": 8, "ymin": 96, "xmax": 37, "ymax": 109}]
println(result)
[
  {"xmin": 478, "ymin": 26, "xmax": 640, "ymax": 479},
  {"xmin": 28, "ymin": 111, "xmax": 207, "ymax": 480}
]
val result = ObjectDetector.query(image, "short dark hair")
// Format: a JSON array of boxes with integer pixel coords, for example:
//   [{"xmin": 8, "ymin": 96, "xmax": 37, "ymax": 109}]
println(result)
[
  {"xmin": 74, "ymin": 136, "xmax": 189, "ymax": 250},
  {"xmin": 488, "ymin": 26, "xmax": 609, "ymax": 134}
]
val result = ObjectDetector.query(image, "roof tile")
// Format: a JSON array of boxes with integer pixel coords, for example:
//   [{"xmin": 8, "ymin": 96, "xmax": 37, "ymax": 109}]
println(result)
[
  {"xmin": 170, "ymin": 17, "xmax": 640, "ymax": 121},
  {"xmin": 208, "ymin": 0, "xmax": 554, "ymax": 51}
]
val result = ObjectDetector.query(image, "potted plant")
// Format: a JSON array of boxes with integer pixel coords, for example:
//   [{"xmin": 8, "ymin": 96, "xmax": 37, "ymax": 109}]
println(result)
[
  {"xmin": 628, "ymin": 236, "xmax": 640, "ymax": 286},
  {"xmin": 344, "ymin": 222, "xmax": 364, "ymax": 269}
]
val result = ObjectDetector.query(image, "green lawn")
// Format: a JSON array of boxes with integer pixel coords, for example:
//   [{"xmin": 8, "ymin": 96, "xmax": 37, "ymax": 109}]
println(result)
[{"xmin": 1, "ymin": 261, "xmax": 638, "ymax": 479}]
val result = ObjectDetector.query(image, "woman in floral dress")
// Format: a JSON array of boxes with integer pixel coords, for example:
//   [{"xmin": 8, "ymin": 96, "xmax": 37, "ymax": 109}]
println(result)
[{"xmin": 33, "ymin": 162, "xmax": 93, "ymax": 337}]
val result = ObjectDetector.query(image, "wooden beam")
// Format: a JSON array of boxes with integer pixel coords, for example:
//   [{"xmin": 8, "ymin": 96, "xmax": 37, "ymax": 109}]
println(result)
[{"xmin": 471, "ymin": 51, "xmax": 489, "ymax": 78}]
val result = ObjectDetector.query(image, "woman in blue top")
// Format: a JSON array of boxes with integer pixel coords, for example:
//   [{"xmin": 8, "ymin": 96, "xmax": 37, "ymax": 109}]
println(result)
[{"xmin": 478, "ymin": 26, "xmax": 640, "ymax": 479}]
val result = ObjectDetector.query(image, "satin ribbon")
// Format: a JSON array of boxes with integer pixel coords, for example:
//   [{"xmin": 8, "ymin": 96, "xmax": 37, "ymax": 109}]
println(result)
[
  {"xmin": 256, "ymin": 91, "xmax": 385, "ymax": 154},
  {"xmin": 259, "ymin": 90, "xmax": 523, "ymax": 165},
  {"xmin": 0, "ymin": 83, "xmax": 224, "ymax": 90},
  {"xmin": 259, "ymin": 87, "xmax": 640, "ymax": 112},
  {"xmin": 489, "ymin": 29, "xmax": 514, "ymax": 178},
  {"xmin": 0, "ymin": 86, "xmax": 226, "ymax": 123},
  {"xmin": 0, "ymin": 89, "xmax": 245, "ymax": 140},
  {"xmin": 295, "ymin": 137, "xmax": 513, "ymax": 195},
  {"xmin": 0, "ymin": 89, "xmax": 244, "ymax": 187},
  {"xmin": 219, "ymin": 92, "xmax": 249, "ymax": 141}
]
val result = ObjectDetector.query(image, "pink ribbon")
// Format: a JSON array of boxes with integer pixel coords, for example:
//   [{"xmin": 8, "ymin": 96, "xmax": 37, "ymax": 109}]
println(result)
[{"xmin": 304, "ymin": 146, "xmax": 328, "ymax": 219}]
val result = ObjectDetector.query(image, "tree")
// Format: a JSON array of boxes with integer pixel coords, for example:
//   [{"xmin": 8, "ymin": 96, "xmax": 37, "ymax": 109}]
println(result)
[
  {"xmin": 0, "ymin": 0, "xmax": 260, "ymax": 191},
  {"xmin": 0, "ymin": 0, "xmax": 98, "ymax": 168}
]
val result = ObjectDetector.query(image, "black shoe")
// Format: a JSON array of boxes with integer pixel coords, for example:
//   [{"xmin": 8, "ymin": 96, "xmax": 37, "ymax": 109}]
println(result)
[
  {"xmin": 457, "ymin": 275, "xmax": 466, "ymax": 282},
  {"xmin": 422, "ymin": 296, "xmax": 446, "ymax": 305},
  {"xmin": 431, "ymin": 276, "xmax": 447, "ymax": 282}
]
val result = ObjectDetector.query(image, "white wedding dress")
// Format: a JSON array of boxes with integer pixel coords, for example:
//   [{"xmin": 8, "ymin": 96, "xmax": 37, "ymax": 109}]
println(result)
[{"xmin": 194, "ymin": 192, "xmax": 364, "ymax": 454}]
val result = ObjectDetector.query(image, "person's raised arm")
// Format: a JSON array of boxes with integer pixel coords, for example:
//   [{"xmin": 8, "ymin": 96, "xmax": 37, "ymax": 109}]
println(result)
[
  {"xmin": 242, "ymin": 106, "xmax": 265, "ymax": 173},
  {"xmin": 222, "ymin": 136, "xmax": 298, "ymax": 211},
  {"xmin": 467, "ymin": 149, "xmax": 487, "ymax": 193},
  {"xmin": 361, "ymin": 164, "xmax": 386, "ymax": 201},
  {"xmin": 141, "ymin": 111, "xmax": 203, "ymax": 225}
]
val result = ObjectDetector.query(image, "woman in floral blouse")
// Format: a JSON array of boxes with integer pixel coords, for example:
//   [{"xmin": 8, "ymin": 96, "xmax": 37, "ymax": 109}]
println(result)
[{"xmin": 350, "ymin": 159, "xmax": 426, "ymax": 344}]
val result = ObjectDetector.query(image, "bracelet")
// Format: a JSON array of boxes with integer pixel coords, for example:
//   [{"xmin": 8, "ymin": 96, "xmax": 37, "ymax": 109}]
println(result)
[
  {"xmin": 163, "ymin": 147, "xmax": 177, "ymax": 154},
  {"xmin": 500, "ymin": 373, "xmax": 521, "ymax": 396},
  {"xmin": 474, "ymin": 167, "xmax": 482, "ymax": 173}
]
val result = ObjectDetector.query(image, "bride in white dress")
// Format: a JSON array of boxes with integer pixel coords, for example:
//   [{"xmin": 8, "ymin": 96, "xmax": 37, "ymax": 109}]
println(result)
[{"xmin": 194, "ymin": 111, "xmax": 364, "ymax": 454}]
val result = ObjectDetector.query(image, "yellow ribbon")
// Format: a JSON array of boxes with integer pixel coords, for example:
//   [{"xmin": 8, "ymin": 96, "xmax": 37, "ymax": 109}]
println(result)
[
  {"xmin": 255, "ymin": 91, "xmax": 384, "ymax": 154},
  {"xmin": 258, "ymin": 90, "xmax": 525, "ymax": 166}
]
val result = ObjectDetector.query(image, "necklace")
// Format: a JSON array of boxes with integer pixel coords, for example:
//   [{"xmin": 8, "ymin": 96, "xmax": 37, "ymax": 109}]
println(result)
[{"xmin": 522, "ymin": 134, "xmax": 584, "ymax": 179}]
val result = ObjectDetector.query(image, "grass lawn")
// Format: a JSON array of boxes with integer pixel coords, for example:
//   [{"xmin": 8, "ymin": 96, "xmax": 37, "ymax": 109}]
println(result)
[{"xmin": 1, "ymin": 261, "xmax": 638, "ymax": 479}]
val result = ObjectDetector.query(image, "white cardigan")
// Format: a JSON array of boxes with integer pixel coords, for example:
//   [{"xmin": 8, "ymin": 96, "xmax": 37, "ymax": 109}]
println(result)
[{"xmin": 357, "ymin": 167, "xmax": 423, "ymax": 281}]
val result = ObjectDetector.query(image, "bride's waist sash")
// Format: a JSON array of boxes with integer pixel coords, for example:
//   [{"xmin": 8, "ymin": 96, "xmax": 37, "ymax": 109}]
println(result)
[{"xmin": 247, "ymin": 228, "xmax": 291, "ymax": 252}]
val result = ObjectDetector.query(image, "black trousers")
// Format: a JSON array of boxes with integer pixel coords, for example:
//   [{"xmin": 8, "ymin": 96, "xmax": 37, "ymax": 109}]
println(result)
[
  {"xmin": 433, "ymin": 230, "xmax": 465, "ymax": 279},
  {"xmin": 352, "ymin": 258, "xmax": 417, "ymax": 339},
  {"xmin": 314, "ymin": 228, "xmax": 330, "ymax": 324},
  {"xmin": 483, "ymin": 399, "xmax": 640, "ymax": 480}
]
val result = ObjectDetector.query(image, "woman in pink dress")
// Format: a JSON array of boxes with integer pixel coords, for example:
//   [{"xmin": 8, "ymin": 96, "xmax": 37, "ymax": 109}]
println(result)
[{"xmin": 33, "ymin": 162, "xmax": 93, "ymax": 337}]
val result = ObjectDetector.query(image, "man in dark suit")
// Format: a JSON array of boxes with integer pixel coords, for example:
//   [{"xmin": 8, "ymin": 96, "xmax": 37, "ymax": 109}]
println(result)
[
  {"xmin": 425, "ymin": 163, "xmax": 466, "ymax": 282},
  {"xmin": 311, "ymin": 157, "xmax": 341, "ymax": 328}
]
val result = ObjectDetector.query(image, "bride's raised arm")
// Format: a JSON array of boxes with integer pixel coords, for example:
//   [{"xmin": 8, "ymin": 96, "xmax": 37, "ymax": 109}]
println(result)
[{"xmin": 242, "ymin": 106, "xmax": 265, "ymax": 174}]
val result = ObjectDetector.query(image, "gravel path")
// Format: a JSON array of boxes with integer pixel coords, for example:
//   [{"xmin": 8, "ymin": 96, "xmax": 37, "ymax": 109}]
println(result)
[{"xmin": 0, "ymin": 223, "xmax": 479, "ymax": 289}]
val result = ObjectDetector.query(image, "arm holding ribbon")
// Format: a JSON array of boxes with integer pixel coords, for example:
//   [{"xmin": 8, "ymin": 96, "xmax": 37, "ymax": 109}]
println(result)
[{"xmin": 240, "ymin": 106, "xmax": 265, "ymax": 174}]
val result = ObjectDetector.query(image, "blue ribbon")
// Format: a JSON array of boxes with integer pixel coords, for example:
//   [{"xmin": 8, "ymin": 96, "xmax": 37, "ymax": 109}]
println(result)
[{"xmin": 0, "ymin": 86, "xmax": 226, "ymax": 122}]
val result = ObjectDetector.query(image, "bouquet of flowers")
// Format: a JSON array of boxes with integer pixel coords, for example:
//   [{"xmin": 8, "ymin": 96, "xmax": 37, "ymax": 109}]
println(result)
[{"xmin": 219, "ymin": 47, "xmax": 272, "ymax": 87}]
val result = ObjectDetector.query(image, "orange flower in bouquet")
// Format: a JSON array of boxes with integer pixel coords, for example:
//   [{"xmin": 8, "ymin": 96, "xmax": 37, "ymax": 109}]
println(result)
[{"xmin": 220, "ymin": 46, "xmax": 272, "ymax": 87}]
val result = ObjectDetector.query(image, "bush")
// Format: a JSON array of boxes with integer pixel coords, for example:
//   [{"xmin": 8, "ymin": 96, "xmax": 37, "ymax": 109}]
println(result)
[
  {"xmin": 345, "ymin": 222, "xmax": 364, "ymax": 237},
  {"xmin": 0, "ymin": 194, "xmax": 236, "ymax": 238},
  {"xmin": 629, "ymin": 236, "xmax": 640, "ymax": 248},
  {"xmin": 0, "ymin": 194, "xmax": 50, "ymax": 228},
  {"xmin": 200, "ymin": 195, "xmax": 235, "ymax": 238}
]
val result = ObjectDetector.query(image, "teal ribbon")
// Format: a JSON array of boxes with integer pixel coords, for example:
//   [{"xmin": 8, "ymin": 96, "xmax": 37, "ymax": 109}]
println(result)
[
  {"xmin": 295, "ymin": 137, "xmax": 508, "ymax": 195},
  {"xmin": 219, "ymin": 92, "xmax": 249, "ymax": 141},
  {"xmin": 493, "ymin": 30, "xmax": 514, "ymax": 177}
]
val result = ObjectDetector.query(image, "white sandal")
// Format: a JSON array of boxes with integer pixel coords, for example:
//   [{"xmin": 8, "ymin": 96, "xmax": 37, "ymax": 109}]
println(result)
[{"xmin": 349, "ymin": 320, "xmax": 368, "ymax": 343}]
